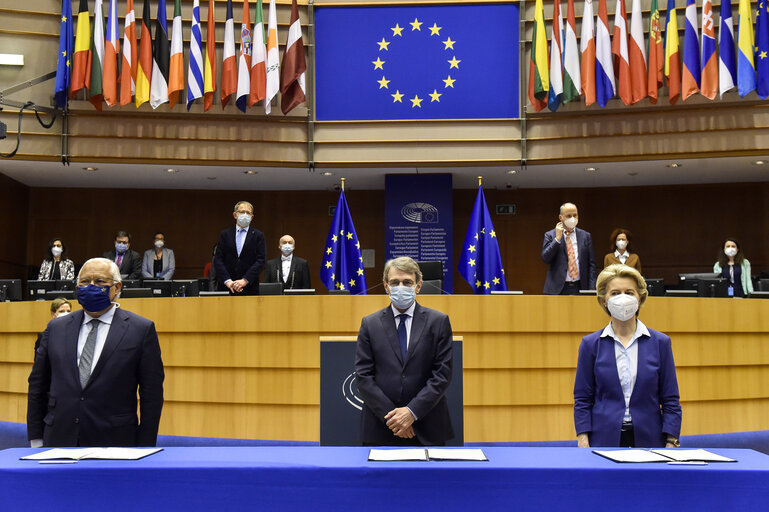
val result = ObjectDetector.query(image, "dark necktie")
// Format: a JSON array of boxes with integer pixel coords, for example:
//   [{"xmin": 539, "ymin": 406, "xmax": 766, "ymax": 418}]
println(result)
[
  {"xmin": 79, "ymin": 319, "xmax": 100, "ymax": 389},
  {"xmin": 397, "ymin": 314, "xmax": 408, "ymax": 362}
]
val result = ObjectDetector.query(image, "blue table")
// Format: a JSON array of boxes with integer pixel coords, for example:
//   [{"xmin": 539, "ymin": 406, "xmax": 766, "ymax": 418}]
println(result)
[{"xmin": 1, "ymin": 447, "xmax": 767, "ymax": 511}]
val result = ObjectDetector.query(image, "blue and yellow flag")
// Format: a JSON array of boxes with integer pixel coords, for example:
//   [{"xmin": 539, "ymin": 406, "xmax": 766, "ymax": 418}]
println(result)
[
  {"xmin": 737, "ymin": 0, "xmax": 756, "ymax": 96},
  {"xmin": 320, "ymin": 190, "xmax": 368, "ymax": 294},
  {"xmin": 458, "ymin": 186, "xmax": 507, "ymax": 295},
  {"xmin": 314, "ymin": 4, "xmax": 519, "ymax": 120},
  {"xmin": 54, "ymin": 0, "xmax": 74, "ymax": 108}
]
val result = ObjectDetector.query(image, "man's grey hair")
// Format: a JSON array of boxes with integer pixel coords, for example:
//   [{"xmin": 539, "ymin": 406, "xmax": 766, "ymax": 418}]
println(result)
[
  {"xmin": 77, "ymin": 258, "xmax": 122, "ymax": 284},
  {"xmin": 383, "ymin": 257, "xmax": 422, "ymax": 283}
]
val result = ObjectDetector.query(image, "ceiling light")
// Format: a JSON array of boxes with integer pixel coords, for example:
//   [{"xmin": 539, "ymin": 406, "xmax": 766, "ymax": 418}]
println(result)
[
  {"xmin": 243, "ymin": 170, "xmax": 257, "ymax": 175},
  {"xmin": 82, "ymin": 167, "xmax": 97, "ymax": 172},
  {"xmin": 585, "ymin": 167, "xmax": 597, "ymax": 172},
  {"xmin": 0, "ymin": 54, "xmax": 24, "ymax": 66},
  {"xmin": 166, "ymin": 168, "xmax": 179, "ymax": 173},
  {"xmin": 754, "ymin": 160, "xmax": 766, "ymax": 165},
  {"xmin": 321, "ymin": 171, "xmax": 335, "ymax": 176},
  {"xmin": 506, "ymin": 169, "xmax": 518, "ymax": 175},
  {"xmin": 666, "ymin": 163, "xmax": 682, "ymax": 168},
  {"xmin": 627, "ymin": 172, "xmax": 638, "ymax": 176}
]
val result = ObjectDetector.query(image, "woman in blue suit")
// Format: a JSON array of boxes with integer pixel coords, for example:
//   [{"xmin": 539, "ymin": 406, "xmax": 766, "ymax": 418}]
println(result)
[{"xmin": 574, "ymin": 264, "xmax": 682, "ymax": 448}]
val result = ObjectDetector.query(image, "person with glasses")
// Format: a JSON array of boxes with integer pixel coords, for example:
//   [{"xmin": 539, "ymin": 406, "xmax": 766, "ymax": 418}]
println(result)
[
  {"xmin": 38, "ymin": 238, "xmax": 75, "ymax": 281},
  {"xmin": 213, "ymin": 201, "xmax": 266, "ymax": 295},
  {"xmin": 27, "ymin": 257, "xmax": 165, "ymax": 447},
  {"xmin": 355, "ymin": 257, "xmax": 454, "ymax": 446},
  {"xmin": 102, "ymin": 230, "xmax": 141, "ymax": 280}
]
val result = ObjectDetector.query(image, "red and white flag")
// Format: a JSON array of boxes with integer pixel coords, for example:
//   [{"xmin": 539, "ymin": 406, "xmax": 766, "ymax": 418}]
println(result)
[
  {"xmin": 612, "ymin": 0, "xmax": 632, "ymax": 105},
  {"xmin": 221, "ymin": 0, "xmax": 237, "ymax": 108},
  {"xmin": 629, "ymin": 0, "xmax": 647, "ymax": 103},
  {"xmin": 280, "ymin": 0, "xmax": 307, "ymax": 114},
  {"xmin": 235, "ymin": 0, "xmax": 252, "ymax": 112}
]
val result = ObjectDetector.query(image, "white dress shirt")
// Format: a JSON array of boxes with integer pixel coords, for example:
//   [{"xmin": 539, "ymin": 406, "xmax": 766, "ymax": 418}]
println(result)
[
  {"xmin": 281, "ymin": 254, "xmax": 293, "ymax": 283},
  {"xmin": 390, "ymin": 301, "xmax": 416, "ymax": 349},
  {"xmin": 614, "ymin": 249, "xmax": 630, "ymax": 265},
  {"xmin": 601, "ymin": 319, "xmax": 650, "ymax": 423},
  {"xmin": 77, "ymin": 304, "xmax": 118, "ymax": 373}
]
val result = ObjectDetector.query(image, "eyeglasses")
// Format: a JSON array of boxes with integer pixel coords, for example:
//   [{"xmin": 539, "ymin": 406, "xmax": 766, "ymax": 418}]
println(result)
[{"xmin": 77, "ymin": 277, "xmax": 115, "ymax": 287}]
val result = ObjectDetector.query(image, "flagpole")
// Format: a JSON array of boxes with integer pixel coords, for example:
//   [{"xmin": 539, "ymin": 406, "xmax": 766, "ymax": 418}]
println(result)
[{"xmin": 341, "ymin": 178, "xmax": 345, "ymax": 191}]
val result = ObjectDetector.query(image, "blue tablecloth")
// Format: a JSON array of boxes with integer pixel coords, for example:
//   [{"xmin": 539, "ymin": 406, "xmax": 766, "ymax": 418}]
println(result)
[{"xmin": 1, "ymin": 447, "xmax": 767, "ymax": 511}]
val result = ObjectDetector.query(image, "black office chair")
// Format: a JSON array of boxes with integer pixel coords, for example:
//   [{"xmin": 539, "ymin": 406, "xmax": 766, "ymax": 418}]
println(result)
[
  {"xmin": 259, "ymin": 282, "xmax": 283, "ymax": 296},
  {"xmin": 420, "ymin": 280, "xmax": 442, "ymax": 295},
  {"xmin": 759, "ymin": 279, "xmax": 769, "ymax": 292}
]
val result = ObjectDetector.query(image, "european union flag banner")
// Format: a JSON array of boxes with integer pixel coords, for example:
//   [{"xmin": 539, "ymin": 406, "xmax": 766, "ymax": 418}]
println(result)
[
  {"xmin": 315, "ymin": 4, "xmax": 519, "ymax": 120},
  {"xmin": 54, "ymin": 0, "xmax": 74, "ymax": 108},
  {"xmin": 320, "ymin": 191, "xmax": 368, "ymax": 294},
  {"xmin": 458, "ymin": 186, "xmax": 507, "ymax": 294}
]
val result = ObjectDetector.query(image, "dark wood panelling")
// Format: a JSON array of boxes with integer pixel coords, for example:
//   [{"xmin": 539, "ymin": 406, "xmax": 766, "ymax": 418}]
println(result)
[{"xmin": 0, "ymin": 174, "xmax": 29, "ymax": 278}]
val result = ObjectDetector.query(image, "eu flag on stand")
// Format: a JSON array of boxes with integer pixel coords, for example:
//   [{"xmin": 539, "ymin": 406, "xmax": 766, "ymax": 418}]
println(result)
[
  {"xmin": 55, "ymin": 0, "xmax": 74, "ymax": 108},
  {"xmin": 320, "ymin": 190, "xmax": 368, "ymax": 294},
  {"xmin": 458, "ymin": 186, "xmax": 507, "ymax": 295}
]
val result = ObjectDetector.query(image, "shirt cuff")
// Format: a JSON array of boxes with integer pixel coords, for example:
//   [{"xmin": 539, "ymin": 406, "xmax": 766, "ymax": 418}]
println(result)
[
  {"xmin": 406, "ymin": 407, "xmax": 418, "ymax": 421},
  {"xmin": 30, "ymin": 439, "xmax": 43, "ymax": 448}
]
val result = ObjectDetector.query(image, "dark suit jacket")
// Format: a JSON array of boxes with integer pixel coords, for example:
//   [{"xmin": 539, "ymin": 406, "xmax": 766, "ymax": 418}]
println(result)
[
  {"xmin": 27, "ymin": 308, "xmax": 165, "ymax": 447},
  {"xmin": 213, "ymin": 225, "xmax": 266, "ymax": 295},
  {"xmin": 354, "ymin": 303, "xmax": 454, "ymax": 446},
  {"xmin": 573, "ymin": 327, "xmax": 682, "ymax": 447},
  {"xmin": 541, "ymin": 227, "xmax": 597, "ymax": 294},
  {"xmin": 263, "ymin": 256, "xmax": 311, "ymax": 290},
  {"xmin": 102, "ymin": 249, "xmax": 142, "ymax": 280}
]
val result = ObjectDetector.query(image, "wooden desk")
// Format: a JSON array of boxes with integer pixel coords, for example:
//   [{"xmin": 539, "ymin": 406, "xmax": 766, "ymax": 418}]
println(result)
[{"xmin": 1, "ymin": 295, "xmax": 767, "ymax": 442}]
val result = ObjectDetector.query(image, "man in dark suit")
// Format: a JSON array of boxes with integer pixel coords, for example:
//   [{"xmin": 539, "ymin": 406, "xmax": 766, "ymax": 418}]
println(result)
[
  {"xmin": 262, "ymin": 234, "xmax": 311, "ymax": 290},
  {"xmin": 355, "ymin": 257, "xmax": 454, "ymax": 446},
  {"xmin": 542, "ymin": 202, "xmax": 597, "ymax": 295},
  {"xmin": 102, "ymin": 230, "xmax": 142, "ymax": 280},
  {"xmin": 27, "ymin": 258, "xmax": 164, "ymax": 447},
  {"xmin": 214, "ymin": 201, "xmax": 266, "ymax": 295}
]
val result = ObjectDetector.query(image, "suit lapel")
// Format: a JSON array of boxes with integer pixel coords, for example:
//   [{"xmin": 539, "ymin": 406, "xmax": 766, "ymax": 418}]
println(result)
[
  {"xmin": 379, "ymin": 307, "xmax": 404, "ymax": 364},
  {"xmin": 64, "ymin": 311, "xmax": 85, "ymax": 384},
  {"xmin": 287, "ymin": 257, "xmax": 298, "ymax": 285},
  {"xmin": 88, "ymin": 308, "xmax": 128, "ymax": 385},
  {"xmin": 407, "ymin": 303, "xmax": 427, "ymax": 359}
]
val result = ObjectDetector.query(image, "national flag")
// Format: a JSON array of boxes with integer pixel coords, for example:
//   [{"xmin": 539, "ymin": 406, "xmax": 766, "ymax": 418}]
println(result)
[
  {"xmin": 265, "ymin": 0, "xmax": 280, "ymax": 114},
  {"xmin": 249, "ymin": 0, "xmax": 267, "ymax": 107},
  {"xmin": 150, "ymin": 0, "xmax": 170, "ymax": 108},
  {"xmin": 71, "ymin": 0, "xmax": 91, "ymax": 99},
  {"xmin": 529, "ymin": 0, "xmax": 549, "ymax": 111},
  {"xmin": 737, "ymin": 0, "xmax": 756, "ymax": 96},
  {"xmin": 612, "ymin": 0, "xmax": 632, "ymax": 105},
  {"xmin": 700, "ymin": 0, "xmax": 718, "ymax": 98},
  {"xmin": 548, "ymin": 0, "xmax": 565, "ymax": 111},
  {"xmin": 581, "ymin": 0, "xmax": 597, "ymax": 105},
  {"xmin": 629, "ymin": 0, "xmax": 647, "ymax": 103},
  {"xmin": 221, "ymin": 0, "xmax": 237, "ymax": 108},
  {"xmin": 281, "ymin": 0, "xmax": 307, "ymax": 114},
  {"xmin": 204, "ymin": 0, "xmax": 217, "ymax": 111},
  {"xmin": 54, "ymin": 0, "xmax": 74, "ymax": 108},
  {"xmin": 236, "ymin": 0, "xmax": 253, "ymax": 113},
  {"xmin": 168, "ymin": 0, "xmax": 184, "ymax": 107},
  {"xmin": 88, "ymin": 0, "xmax": 105, "ymax": 111},
  {"xmin": 665, "ymin": 0, "xmax": 682, "ymax": 104},
  {"xmin": 187, "ymin": 0, "xmax": 204, "ymax": 110},
  {"xmin": 682, "ymin": 0, "xmax": 701, "ymax": 100},
  {"xmin": 563, "ymin": 0, "xmax": 581, "ymax": 103},
  {"xmin": 458, "ymin": 185, "xmax": 507, "ymax": 295},
  {"xmin": 135, "ymin": 0, "xmax": 152, "ymax": 107},
  {"xmin": 648, "ymin": 0, "xmax": 664, "ymax": 103},
  {"xmin": 320, "ymin": 190, "xmax": 368, "ymax": 295},
  {"xmin": 756, "ymin": 0, "xmax": 769, "ymax": 98},
  {"xmin": 596, "ymin": 0, "xmax": 616, "ymax": 106},
  {"xmin": 103, "ymin": 0, "xmax": 119, "ymax": 106},
  {"xmin": 719, "ymin": 0, "xmax": 737, "ymax": 97},
  {"xmin": 119, "ymin": 0, "xmax": 137, "ymax": 106}
]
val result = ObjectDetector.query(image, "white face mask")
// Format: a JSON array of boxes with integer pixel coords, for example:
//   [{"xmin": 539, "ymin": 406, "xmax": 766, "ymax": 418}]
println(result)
[
  {"xmin": 281, "ymin": 243, "xmax": 294, "ymax": 256},
  {"xmin": 606, "ymin": 294, "xmax": 639, "ymax": 322},
  {"xmin": 616, "ymin": 240, "xmax": 628, "ymax": 251},
  {"xmin": 724, "ymin": 247, "xmax": 738, "ymax": 258},
  {"xmin": 389, "ymin": 285, "xmax": 416, "ymax": 310},
  {"xmin": 51, "ymin": 247, "xmax": 63, "ymax": 257},
  {"xmin": 154, "ymin": 240, "xmax": 164, "ymax": 249},
  {"xmin": 55, "ymin": 311, "xmax": 70, "ymax": 318},
  {"xmin": 563, "ymin": 217, "xmax": 578, "ymax": 230},
  {"xmin": 237, "ymin": 213, "xmax": 252, "ymax": 227}
]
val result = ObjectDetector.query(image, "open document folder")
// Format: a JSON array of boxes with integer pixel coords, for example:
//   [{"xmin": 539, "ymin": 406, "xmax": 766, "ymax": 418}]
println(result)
[
  {"xmin": 594, "ymin": 448, "xmax": 736, "ymax": 463},
  {"xmin": 368, "ymin": 448, "xmax": 488, "ymax": 462},
  {"xmin": 21, "ymin": 447, "xmax": 163, "ymax": 461}
]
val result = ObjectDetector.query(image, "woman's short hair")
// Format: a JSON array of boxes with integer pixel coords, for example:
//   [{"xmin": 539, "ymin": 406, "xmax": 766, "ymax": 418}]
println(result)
[
  {"xmin": 383, "ymin": 257, "xmax": 422, "ymax": 284},
  {"xmin": 609, "ymin": 228, "xmax": 632, "ymax": 252},
  {"xmin": 50, "ymin": 297, "xmax": 70, "ymax": 315},
  {"xmin": 596, "ymin": 264, "xmax": 648, "ymax": 314}
]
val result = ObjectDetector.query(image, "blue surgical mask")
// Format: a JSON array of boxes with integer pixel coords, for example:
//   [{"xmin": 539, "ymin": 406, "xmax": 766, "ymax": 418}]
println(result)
[
  {"xmin": 281, "ymin": 243, "xmax": 294, "ymax": 256},
  {"xmin": 237, "ymin": 213, "xmax": 251, "ymax": 227},
  {"xmin": 115, "ymin": 242, "xmax": 128, "ymax": 254},
  {"xmin": 77, "ymin": 284, "xmax": 113, "ymax": 313},
  {"xmin": 389, "ymin": 285, "xmax": 416, "ymax": 310}
]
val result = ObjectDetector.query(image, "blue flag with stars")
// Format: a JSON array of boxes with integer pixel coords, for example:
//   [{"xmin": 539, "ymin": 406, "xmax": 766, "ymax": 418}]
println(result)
[
  {"xmin": 756, "ymin": 0, "xmax": 769, "ymax": 98},
  {"xmin": 458, "ymin": 186, "xmax": 507, "ymax": 294},
  {"xmin": 320, "ymin": 191, "xmax": 368, "ymax": 294},
  {"xmin": 54, "ymin": 0, "xmax": 74, "ymax": 108},
  {"xmin": 314, "ymin": 4, "xmax": 519, "ymax": 120}
]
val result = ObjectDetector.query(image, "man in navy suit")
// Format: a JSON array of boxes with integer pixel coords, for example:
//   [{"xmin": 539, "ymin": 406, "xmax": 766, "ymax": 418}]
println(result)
[
  {"xmin": 355, "ymin": 257, "xmax": 454, "ymax": 446},
  {"xmin": 541, "ymin": 202, "xmax": 597, "ymax": 294},
  {"xmin": 102, "ymin": 230, "xmax": 142, "ymax": 280},
  {"xmin": 27, "ymin": 258, "xmax": 165, "ymax": 447},
  {"xmin": 214, "ymin": 201, "xmax": 266, "ymax": 296}
]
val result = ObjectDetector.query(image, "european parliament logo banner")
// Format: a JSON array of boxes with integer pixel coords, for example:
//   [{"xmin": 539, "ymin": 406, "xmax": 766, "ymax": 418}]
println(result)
[
  {"xmin": 314, "ymin": 4, "xmax": 520, "ymax": 121},
  {"xmin": 320, "ymin": 191, "xmax": 368, "ymax": 294},
  {"xmin": 458, "ymin": 186, "xmax": 507, "ymax": 294}
]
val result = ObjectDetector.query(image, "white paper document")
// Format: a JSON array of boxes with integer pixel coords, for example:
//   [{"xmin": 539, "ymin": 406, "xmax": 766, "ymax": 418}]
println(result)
[
  {"xmin": 592, "ymin": 449, "xmax": 674, "ymax": 463},
  {"xmin": 426, "ymin": 448, "xmax": 488, "ymax": 461},
  {"xmin": 368, "ymin": 448, "xmax": 428, "ymax": 461},
  {"xmin": 650, "ymin": 449, "xmax": 737, "ymax": 463},
  {"xmin": 21, "ymin": 447, "xmax": 162, "ymax": 461}
]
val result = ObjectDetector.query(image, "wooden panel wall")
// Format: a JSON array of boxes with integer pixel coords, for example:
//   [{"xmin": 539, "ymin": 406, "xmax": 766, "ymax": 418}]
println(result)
[
  {"xmin": 0, "ymin": 174, "xmax": 30, "ymax": 278},
  {"xmin": 14, "ymin": 180, "xmax": 768, "ymax": 294},
  {"xmin": 1, "ymin": 295, "xmax": 767, "ymax": 442}
]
